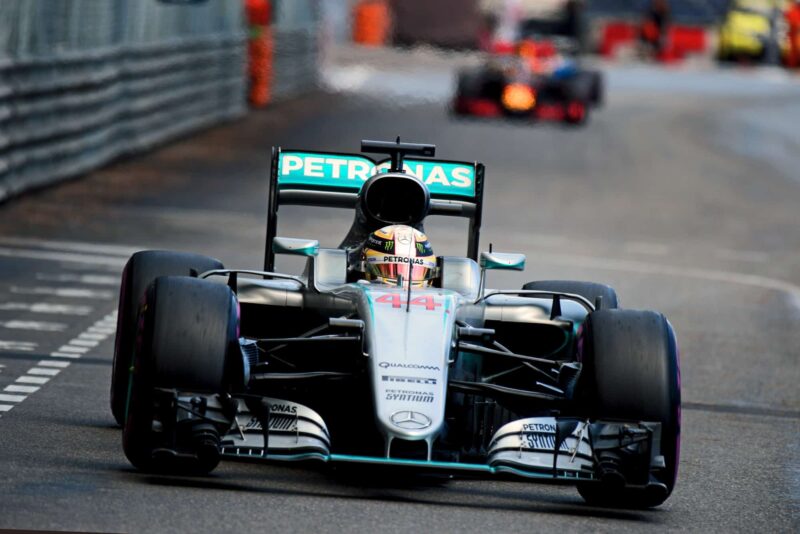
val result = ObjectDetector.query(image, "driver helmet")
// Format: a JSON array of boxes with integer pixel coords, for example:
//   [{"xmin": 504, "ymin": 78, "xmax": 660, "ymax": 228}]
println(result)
[{"xmin": 361, "ymin": 225, "xmax": 436, "ymax": 287}]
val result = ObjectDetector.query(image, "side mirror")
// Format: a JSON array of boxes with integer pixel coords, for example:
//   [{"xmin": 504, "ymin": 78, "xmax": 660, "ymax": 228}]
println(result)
[
  {"xmin": 479, "ymin": 251, "xmax": 526, "ymax": 271},
  {"xmin": 272, "ymin": 237, "xmax": 319, "ymax": 258}
]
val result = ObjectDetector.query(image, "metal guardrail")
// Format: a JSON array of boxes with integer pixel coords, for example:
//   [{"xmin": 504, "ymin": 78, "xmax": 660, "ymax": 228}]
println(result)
[
  {"xmin": 0, "ymin": 0, "xmax": 247, "ymax": 202},
  {"xmin": 272, "ymin": 27, "xmax": 320, "ymax": 99}
]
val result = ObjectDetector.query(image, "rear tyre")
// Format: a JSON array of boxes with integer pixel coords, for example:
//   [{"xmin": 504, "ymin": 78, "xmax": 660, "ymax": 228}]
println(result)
[
  {"xmin": 122, "ymin": 276, "xmax": 239, "ymax": 475},
  {"xmin": 576, "ymin": 309, "xmax": 680, "ymax": 508},
  {"xmin": 522, "ymin": 280, "xmax": 618, "ymax": 310},
  {"xmin": 588, "ymin": 71, "xmax": 603, "ymax": 106},
  {"xmin": 111, "ymin": 251, "xmax": 223, "ymax": 425}
]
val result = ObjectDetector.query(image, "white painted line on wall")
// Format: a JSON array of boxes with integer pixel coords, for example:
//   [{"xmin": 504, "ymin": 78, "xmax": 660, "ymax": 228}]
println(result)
[
  {"xmin": 0, "ymin": 320, "xmax": 67, "ymax": 332},
  {"xmin": 5, "ymin": 385, "xmax": 39, "ymax": 394},
  {"xmin": 0, "ymin": 303, "xmax": 93, "ymax": 315},
  {"xmin": 10, "ymin": 286, "xmax": 114, "ymax": 299}
]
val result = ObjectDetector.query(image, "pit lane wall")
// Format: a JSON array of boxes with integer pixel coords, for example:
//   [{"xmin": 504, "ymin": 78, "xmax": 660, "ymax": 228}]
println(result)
[{"xmin": 0, "ymin": 0, "xmax": 247, "ymax": 202}]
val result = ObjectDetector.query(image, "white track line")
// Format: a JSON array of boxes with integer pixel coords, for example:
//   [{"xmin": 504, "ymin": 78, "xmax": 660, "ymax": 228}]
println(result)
[
  {"xmin": 16, "ymin": 376, "xmax": 49, "ymax": 385},
  {"xmin": 10, "ymin": 286, "xmax": 114, "ymax": 299},
  {"xmin": 35, "ymin": 273, "xmax": 119, "ymax": 286},
  {"xmin": 0, "ymin": 237, "xmax": 137, "ymax": 256},
  {"xmin": 79, "ymin": 333, "xmax": 107, "ymax": 341},
  {"xmin": 0, "ymin": 320, "xmax": 67, "ymax": 332},
  {"xmin": 68, "ymin": 339, "xmax": 99, "ymax": 348},
  {"xmin": 0, "ymin": 303, "xmax": 93, "ymax": 315},
  {"xmin": 0, "ymin": 341, "xmax": 37, "ymax": 352},
  {"xmin": 0, "ymin": 247, "xmax": 127, "ymax": 267},
  {"xmin": 49, "ymin": 352, "xmax": 81, "ymax": 359},
  {"xmin": 36, "ymin": 360, "xmax": 71, "ymax": 368},
  {"xmin": 88, "ymin": 326, "xmax": 115, "ymax": 334},
  {"xmin": 28, "ymin": 368, "xmax": 61, "ymax": 377},
  {"xmin": 4, "ymin": 385, "xmax": 39, "ymax": 393},
  {"xmin": 1, "ymin": 312, "xmax": 117, "ymax": 418},
  {"xmin": 533, "ymin": 251, "xmax": 800, "ymax": 299},
  {"xmin": 55, "ymin": 345, "xmax": 89, "ymax": 354}
]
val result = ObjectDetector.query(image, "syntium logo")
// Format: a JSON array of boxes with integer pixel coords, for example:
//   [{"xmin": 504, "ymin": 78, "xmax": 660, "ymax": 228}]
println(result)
[
  {"xmin": 379, "ymin": 362, "xmax": 440, "ymax": 371},
  {"xmin": 385, "ymin": 390, "xmax": 434, "ymax": 403}
]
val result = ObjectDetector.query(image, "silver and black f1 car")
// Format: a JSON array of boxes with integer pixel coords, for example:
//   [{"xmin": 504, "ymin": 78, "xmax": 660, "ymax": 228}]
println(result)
[{"xmin": 110, "ymin": 139, "xmax": 680, "ymax": 508}]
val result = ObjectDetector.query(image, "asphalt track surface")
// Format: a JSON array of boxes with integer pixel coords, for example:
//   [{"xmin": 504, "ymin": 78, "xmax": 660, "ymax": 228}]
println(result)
[{"xmin": 0, "ymin": 48, "xmax": 798, "ymax": 532}]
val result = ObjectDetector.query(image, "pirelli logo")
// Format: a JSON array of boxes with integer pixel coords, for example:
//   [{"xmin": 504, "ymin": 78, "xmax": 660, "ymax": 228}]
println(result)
[{"xmin": 382, "ymin": 375, "xmax": 437, "ymax": 385}]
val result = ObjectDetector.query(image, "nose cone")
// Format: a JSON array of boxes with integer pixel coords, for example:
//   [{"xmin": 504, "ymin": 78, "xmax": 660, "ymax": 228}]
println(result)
[{"xmin": 359, "ymin": 287, "xmax": 458, "ymax": 454}]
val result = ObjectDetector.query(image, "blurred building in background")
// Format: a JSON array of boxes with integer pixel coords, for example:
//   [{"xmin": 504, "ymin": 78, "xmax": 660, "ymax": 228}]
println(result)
[{"xmin": 391, "ymin": 0, "xmax": 482, "ymax": 49}]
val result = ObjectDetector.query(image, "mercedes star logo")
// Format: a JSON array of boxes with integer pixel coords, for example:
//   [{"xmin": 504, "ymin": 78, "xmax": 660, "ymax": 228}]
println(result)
[{"xmin": 390, "ymin": 410, "xmax": 432, "ymax": 430}]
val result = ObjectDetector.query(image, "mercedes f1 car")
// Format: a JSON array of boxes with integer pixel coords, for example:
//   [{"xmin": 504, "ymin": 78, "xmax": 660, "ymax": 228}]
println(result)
[{"xmin": 110, "ymin": 139, "xmax": 680, "ymax": 508}]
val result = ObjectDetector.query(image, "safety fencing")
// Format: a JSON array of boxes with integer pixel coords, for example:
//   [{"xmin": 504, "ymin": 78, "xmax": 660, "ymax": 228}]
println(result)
[{"xmin": 0, "ymin": 0, "xmax": 247, "ymax": 202}]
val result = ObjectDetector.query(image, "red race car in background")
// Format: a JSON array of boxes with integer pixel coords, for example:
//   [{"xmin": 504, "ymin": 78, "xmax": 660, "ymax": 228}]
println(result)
[{"xmin": 453, "ymin": 2, "xmax": 603, "ymax": 125}]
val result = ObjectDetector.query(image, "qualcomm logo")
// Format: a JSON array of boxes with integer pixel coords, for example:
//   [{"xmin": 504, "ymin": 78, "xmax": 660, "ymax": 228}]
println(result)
[{"xmin": 390, "ymin": 410, "xmax": 432, "ymax": 430}]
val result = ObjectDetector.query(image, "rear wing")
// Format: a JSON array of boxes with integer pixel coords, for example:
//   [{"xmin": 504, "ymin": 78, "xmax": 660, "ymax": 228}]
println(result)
[{"xmin": 265, "ymin": 148, "xmax": 485, "ymax": 270}]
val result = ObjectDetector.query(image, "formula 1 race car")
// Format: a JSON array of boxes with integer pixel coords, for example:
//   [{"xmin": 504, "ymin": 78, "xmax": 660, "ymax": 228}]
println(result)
[
  {"xmin": 110, "ymin": 139, "xmax": 680, "ymax": 508},
  {"xmin": 453, "ymin": 15, "xmax": 602, "ymax": 125}
]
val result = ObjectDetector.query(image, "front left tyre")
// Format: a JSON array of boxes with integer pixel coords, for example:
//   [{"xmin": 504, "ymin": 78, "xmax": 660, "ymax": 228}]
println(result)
[{"xmin": 576, "ymin": 309, "xmax": 681, "ymax": 508}]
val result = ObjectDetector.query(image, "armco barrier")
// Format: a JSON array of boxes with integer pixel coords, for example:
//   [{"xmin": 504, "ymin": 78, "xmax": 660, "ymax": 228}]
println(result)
[
  {"xmin": 272, "ymin": 27, "xmax": 319, "ymax": 100},
  {"xmin": 0, "ymin": 1, "xmax": 246, "ymax": 203}
]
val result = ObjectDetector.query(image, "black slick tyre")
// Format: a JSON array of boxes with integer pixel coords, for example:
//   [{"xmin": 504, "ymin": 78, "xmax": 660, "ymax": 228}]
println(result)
[
  {"xmin": 122, "ymin": 276, "xmax": 239, "ymax": 475},
  {"xmin": 577, "ymin": 309, "xmax": 681, "ymax": 508},
  {"xmin": 110, "ymin": 251, "xmax": 223, "ymax": 425},
  {"xmin": 522, "ymin": 280, "xmax": 618, "ymax": 310}
]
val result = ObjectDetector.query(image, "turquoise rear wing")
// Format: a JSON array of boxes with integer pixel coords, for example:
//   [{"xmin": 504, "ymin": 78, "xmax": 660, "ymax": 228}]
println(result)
[{"xmin": 265, "ymin": 147, "xmax": 485, "ymax": 269}]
